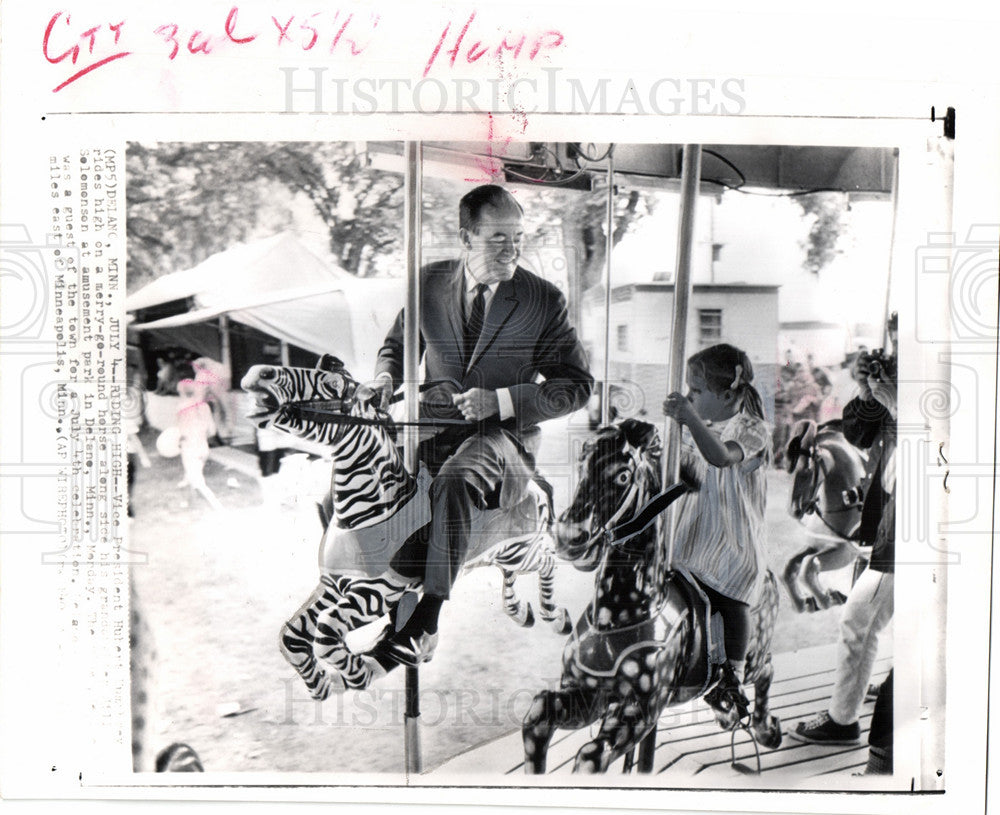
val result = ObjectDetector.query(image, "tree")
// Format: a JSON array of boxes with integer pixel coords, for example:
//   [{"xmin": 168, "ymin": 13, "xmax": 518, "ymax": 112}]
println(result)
[
  {"xmin": 126, "ymin": 142, "xmax": 407, "ymax": 290},
  {"xmin": 794, "ymin": 192, "xmax": 850, "ymax": 275},
  {"xmin": 515, "ymin": 184, "xmax": 654, "ymax": 327},
  {"xmin": 126, "ymin": 143, "xmax": 654, "ymax": 306}
]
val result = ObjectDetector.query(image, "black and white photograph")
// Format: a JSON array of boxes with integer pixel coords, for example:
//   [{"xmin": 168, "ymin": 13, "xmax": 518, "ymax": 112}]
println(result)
[
  {"xmin": 1, "ymin": 2, "xmax": 998, "ymax": 813},
  {"xmin": 125, "ymin": 140, "xmax": 908, "ymax": 783}
]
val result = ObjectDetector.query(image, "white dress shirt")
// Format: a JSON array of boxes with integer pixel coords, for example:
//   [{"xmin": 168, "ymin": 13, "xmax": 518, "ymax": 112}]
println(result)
[
  {"xmin": 463, "ymin": 269, "xmax": 515, "ymax": 420},
  {"xmin": 375, "ymin": 266, "xmax": 515, "ymax": 421}
]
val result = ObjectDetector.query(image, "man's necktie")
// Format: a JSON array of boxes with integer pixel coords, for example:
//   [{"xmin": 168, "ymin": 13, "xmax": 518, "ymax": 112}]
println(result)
[{"xmin": 464, "ymin": 283, "xmax": 488, "ymax": 365}]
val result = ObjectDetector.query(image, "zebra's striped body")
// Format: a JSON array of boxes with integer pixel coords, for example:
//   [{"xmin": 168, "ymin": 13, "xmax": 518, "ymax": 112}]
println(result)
[{"xmin": 242, "ymin": 360, "xmax": 571, "ymax": 698}]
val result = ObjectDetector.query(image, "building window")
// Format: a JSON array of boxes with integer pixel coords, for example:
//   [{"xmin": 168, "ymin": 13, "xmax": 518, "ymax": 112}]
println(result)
[
  {"xmin": 699, "ymin": 309, "xmax": 722, "ymax": 345},
  {"xmin": 617, "ymin": 324, "xmax": 629, "ymax": 352}
]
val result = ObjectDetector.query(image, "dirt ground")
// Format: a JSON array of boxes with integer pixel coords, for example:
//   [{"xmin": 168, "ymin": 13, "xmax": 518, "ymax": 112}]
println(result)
[{"xmin": 129, "ymin": 414, "xmax": 860, "ymax": 774}]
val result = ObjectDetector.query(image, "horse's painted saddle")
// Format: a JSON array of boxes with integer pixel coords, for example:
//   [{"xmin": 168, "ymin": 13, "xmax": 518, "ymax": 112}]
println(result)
[
  {"xmin": 565, "ymin": 567, "xmax": 725, "ymax": 693},
  {"xmin": 319, "ymin": 465, "xmax": 552, "ymax": 576}
]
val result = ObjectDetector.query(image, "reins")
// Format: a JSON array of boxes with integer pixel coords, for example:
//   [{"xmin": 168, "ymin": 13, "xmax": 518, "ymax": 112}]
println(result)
[
  {"xmin": 602, "ymin": 483, "xmax": 690, "ymax": 548},
  {"xmin": 278, "ymin": 401, "xmax": 473, "ymax": 429},
  {"xmin": 797, "ymin": 445, "xmax": 863, "ymax": 541},
  {"xmin": 277, "ymin": 378, "xmax": 475, "ymax": 429},
  {"xmin": 578, "ymin": 442, "xmax": 689, "ymax": 553}
]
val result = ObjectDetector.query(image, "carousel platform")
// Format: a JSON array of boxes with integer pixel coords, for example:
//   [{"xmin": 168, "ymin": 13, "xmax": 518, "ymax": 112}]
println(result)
[{"xmin": 428, "ymin": 641, "xmax": 892, "ymax": 782}]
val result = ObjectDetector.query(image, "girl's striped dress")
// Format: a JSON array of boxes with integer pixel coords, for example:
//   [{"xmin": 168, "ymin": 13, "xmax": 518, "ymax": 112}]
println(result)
[{"xmin": 671, "ymin": 410, "xmax": 771, "ymax": 605}]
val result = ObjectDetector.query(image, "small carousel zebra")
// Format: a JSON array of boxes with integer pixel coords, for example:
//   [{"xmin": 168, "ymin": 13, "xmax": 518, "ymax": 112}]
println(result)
[{"xmin": 242, "ymin": 357, "xmax": 572, "ymax": 698}]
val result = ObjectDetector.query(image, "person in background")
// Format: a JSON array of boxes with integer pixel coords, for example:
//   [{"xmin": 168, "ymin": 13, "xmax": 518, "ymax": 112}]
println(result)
[
  {"xmin": 788, "ymin": 365, "xmax": 823, "ymax": 425},
  {"xmin": 155, "ymin": 357, "xmax": 176, "ymax": 395},
  {"xmin": 790, "ymin": 314, "xmax": 897, "ymax": 773},
  {"xmin": 807, "ymin": 353, "xmax": 833, "ymax": 397},
  {"xmin": 193, "ymin": 356, "xmax": 232, "ymax": 444},
  {"xmin": 176, "ymin": 377, "xmax": 223, "ymax": 511}
]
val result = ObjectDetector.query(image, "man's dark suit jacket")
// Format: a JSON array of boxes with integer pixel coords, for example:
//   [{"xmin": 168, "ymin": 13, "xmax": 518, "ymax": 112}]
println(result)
[{"xmin": 374, "ymin": 259, "xmax": 593, "ymax": 449}]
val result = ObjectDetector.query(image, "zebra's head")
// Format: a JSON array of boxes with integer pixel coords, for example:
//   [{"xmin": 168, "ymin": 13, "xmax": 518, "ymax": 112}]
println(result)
[{"xmin": 241, "ymin": 363, "xmax": 365, "ymax": 443}]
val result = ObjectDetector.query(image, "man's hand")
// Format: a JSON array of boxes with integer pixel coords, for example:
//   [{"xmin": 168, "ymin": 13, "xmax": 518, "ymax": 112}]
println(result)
[
  {"xmin": 356, "ymin": 377, "xmax": 394, "ymax": 411},
  {"xmin": 852, "ymin": 353, "xmax": 876, "ymax": 399},
  {"xmin": 453, "ymin": 388, "xmax": 499, "ymax": 422},
  {"xmin": 867, "ymin": 374, "xmax": 898, "ymax": 419}
]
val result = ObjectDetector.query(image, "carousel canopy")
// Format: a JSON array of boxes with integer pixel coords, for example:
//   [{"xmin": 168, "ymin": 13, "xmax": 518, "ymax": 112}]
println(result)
[{"xmin": 365, "ymin": 142, "xmax": 897, "ymax": 197}]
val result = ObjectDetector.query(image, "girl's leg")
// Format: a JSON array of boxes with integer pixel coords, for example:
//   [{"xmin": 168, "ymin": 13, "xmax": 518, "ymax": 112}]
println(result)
[
  {"xmin": 699, "ymin": 582, "xmax": 751, "ymax": 666},
  {"xmin": 182, "ymin": 448, "xmax": 223, "ymax": 510},
  {"xmin": 698, "ymin": 582, "xmax": 752, "ymax": 721},
  {"xmin": 718, "ymin": 599, "xmax": 751, "ymax": 667}
]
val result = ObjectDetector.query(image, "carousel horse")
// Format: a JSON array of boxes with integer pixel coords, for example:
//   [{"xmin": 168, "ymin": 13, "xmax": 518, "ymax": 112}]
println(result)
[
  {"xmin": 782, "ymin": 419, "xmax": 868, "ymax": 613},
  {"xmin": 241, "ymin": 358, "xmax": 572, "ymax": 699},
  {"xmin": 522, "ymin": 419, "xmax": 782, "ymax": 774}
]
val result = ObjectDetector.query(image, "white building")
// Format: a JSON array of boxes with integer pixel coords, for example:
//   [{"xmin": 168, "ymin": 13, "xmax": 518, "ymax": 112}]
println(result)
[{"xmin": 582, "ymin": 282, "xmax": 780, "ymax": 422}]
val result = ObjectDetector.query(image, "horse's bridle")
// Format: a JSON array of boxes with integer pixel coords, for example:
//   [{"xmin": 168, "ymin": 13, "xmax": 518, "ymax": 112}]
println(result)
[
  {"xmin": 795, "ymin": 446, "xmax": 863, "ymax": 540},
  {"xmin": 572, "ymin": 442, "xmax": 649, "ymax": 551},
  {"xmin": 575, "ymin": 441, "xmax": 688, "ymax": 553}
]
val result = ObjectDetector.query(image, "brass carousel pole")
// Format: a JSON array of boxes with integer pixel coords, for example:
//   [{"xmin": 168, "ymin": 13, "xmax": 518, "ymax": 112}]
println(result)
[
  {"xmin": 638, "ymin": 144, "xmax": 702, "ymax": 773},
  {"xmin": 600, "ymin": 151, "xmax": 615, "ymax": 426},
  {"xmin": 662, "ymin": 144, "xmax": 703, "ymax": 572},
  {"xmin": 402, "ymin": 140, "xmax": 423, "ymax": 775}
]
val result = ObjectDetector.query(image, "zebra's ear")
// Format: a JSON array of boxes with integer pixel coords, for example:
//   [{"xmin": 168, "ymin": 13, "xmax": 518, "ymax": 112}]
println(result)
[{"xmin": 317, "ymin": 354, "xmax": 345, "ymax": 373}]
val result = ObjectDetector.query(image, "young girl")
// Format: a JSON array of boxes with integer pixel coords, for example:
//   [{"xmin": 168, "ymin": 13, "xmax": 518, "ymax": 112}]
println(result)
[
  {"xmin": 663, "ymin": 343, "xmax": 771, "ymax": 716},
  {"xmin": 176, "ymin": 378, "xmax": 223, "ymax": 511}
]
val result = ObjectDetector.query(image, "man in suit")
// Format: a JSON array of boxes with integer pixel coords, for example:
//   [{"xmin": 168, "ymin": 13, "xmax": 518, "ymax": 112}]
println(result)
[{"xmin": 362, "ymin": 184, "xmax": 593, "ymax": 665}]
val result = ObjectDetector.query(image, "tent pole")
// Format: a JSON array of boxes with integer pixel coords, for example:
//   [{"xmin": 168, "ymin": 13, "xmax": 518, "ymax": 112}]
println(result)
[
  {"xmin": 219, "ymin": 314, "xmax": 231, "ymax": 373},
  {"xmin": 640, "ymin": 144, "xmax": 702, "ymax": 775},
  {"xmin": 600, "ymin": 153, "xmax": 615, "ymax": 426},
  {"xmin": 402, "ymin": 140, "xmax": 423, "ymax": 777}
]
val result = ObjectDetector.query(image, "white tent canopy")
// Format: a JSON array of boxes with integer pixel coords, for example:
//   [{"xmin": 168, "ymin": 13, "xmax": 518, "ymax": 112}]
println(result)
[
  {"xmin": 128, "ymin": 232, "xmax": 404, "ymax": 376},
  {"xmin": 126, "ymin": 232, "xmax": 344, "ymax": 312}
]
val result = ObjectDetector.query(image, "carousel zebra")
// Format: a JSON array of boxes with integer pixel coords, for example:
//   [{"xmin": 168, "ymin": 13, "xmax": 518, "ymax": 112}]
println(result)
[{"xmin": 242, "ymin": 358, "xmax": 572, "ymax": 698}]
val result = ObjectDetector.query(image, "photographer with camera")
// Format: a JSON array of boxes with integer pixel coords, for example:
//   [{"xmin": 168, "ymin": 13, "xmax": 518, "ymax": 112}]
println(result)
[{"xmin": 792, "ymin": 314, "xmax": 897, "ymax": 776}]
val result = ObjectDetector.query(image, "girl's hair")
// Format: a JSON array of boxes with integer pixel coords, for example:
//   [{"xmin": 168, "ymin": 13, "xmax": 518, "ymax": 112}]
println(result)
[{"xmin": 688, "ymin": 343, "xmax": 766, "ymax": 421}]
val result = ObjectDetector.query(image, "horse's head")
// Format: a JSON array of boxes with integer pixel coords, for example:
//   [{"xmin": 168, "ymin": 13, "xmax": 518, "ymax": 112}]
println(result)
[
  {"xmin": 785, "ymin": 419, "xmax": 834, "ymax": 519},
  {"xmin": 554, "ymin": 419, "xmax": 662, "ymax": 570},
  {"xmin": 240, "ymin": 359, "xmax": 374, "ymax": 444}
]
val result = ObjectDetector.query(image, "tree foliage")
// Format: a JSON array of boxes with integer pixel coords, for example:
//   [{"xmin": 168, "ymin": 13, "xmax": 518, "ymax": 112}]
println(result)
[
  {"xmin": 793, "ymin": 192, "xmax": 850, "ymax": 275},
  {"xmin": 126, "ymin": 142, "xmax": 406, "ymax": 290},
  {"xmin": 126, "ymin": 142, "xmax": 653, "ymax": 304}
]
